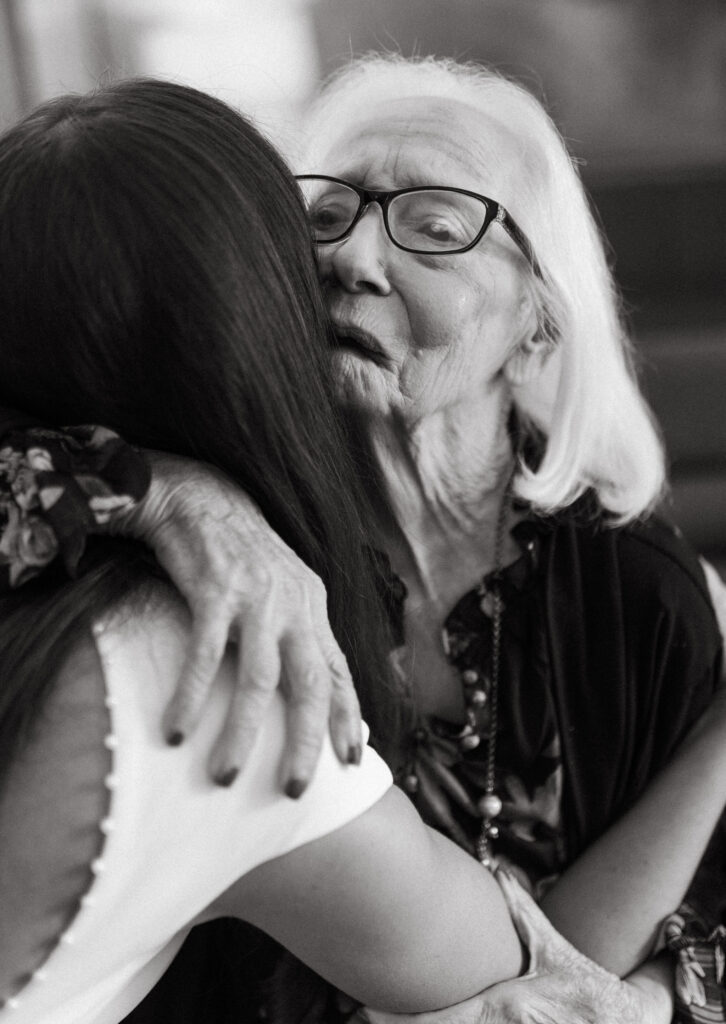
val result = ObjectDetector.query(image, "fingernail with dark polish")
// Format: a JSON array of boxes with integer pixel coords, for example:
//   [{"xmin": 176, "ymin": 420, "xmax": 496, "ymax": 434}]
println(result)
[
  {"xmin": 285, "ymin": 778, "xmax": 307, "ymax": 800},
  {"xmin": 167, "ymin": 730, "xmax": 185, "ymax": 747},
  {"xmin": 215, "ymin": 767, "xmax": 239, "ymax": 788},
  {"xmin": 347, "ymin": 744, "xmax": 362, "ymax": 765}
]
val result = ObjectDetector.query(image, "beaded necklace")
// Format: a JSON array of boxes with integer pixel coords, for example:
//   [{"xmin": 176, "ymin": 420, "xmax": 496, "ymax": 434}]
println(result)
[
  {"xmin": 401, "ymin": 467, "xmax": 514, "ymax": 871},
  {"xmin": 475, "ymin": 471, "xmax": 509, "ymax": 868}
]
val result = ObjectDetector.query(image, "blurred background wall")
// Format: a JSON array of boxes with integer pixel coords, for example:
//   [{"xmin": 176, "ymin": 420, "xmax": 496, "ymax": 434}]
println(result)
[{"xmin": 1, "ymin": 0, "xmax": 724, "ymax": 570}]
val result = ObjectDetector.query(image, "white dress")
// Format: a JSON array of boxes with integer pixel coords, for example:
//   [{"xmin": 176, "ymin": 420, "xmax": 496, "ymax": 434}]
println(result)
[{"xmin": 0, "ymin": 596, "xmax": 392, "ymax": 1024}]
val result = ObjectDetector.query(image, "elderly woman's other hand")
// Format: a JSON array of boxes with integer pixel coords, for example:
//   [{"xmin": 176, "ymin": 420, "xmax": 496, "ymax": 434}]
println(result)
[
  {"xmin": 361, "ymin": 870, "xmax": 673, "ymax": 1024},
  {"xmin": 118, "ymin": 452, "xmax": 362, "ymax": 791}
]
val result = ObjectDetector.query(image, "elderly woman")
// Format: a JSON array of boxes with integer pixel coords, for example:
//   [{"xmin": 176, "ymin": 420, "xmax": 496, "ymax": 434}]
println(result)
[
  {"xmin": 292, "ymin": 52, "xmax": 726, "ymax": 1019},
  {"xmin": 2, "ymin": 56, "xmax": 724, "ymax": 1024}
]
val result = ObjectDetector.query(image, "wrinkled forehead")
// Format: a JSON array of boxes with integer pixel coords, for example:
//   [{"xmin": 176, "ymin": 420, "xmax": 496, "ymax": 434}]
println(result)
[{"xmin": 312, "ymin": 96, "xmax": 527, "ymax": 203}]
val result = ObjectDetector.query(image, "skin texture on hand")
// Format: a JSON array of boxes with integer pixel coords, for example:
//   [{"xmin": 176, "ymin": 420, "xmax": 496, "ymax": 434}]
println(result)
[
  {"xmin": 361, "ymin": 871, "xmax": 674, "ymax": 1024},
  {"xmin": 115, "ymin": 452, "xmax": 363, "ymax": 792}
]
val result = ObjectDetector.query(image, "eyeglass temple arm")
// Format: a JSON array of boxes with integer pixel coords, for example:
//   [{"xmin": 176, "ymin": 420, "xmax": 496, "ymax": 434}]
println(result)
[{"xmin": 496, "ymin": 207, "xmax": 542, "ymax": 279}]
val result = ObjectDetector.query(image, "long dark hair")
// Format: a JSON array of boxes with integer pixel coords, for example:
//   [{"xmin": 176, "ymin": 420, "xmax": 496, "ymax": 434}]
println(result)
[{"xmin": 0, "ymin": 79, "xmax": 398, "ymax": 782}]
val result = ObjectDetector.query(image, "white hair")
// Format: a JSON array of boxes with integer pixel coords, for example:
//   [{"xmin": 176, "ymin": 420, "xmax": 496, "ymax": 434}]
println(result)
[{"xmin": 299, "ymin": 54, "xmax": 665, "ymax": 523}]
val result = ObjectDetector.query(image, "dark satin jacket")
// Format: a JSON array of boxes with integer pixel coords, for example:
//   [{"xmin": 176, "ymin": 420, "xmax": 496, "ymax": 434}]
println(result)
[{"xmin": 538, "ymin": 508, "xmax": 721, "ymax": 862}]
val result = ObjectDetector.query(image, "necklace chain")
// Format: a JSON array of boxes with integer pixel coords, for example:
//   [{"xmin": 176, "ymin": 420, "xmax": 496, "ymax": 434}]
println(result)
[
  {"xmin": 475, "ymin": 467, "xmax": 512, "ymax": 869},
  {"xmin": 399, "ymin": 465, "xmax": 515, "ymax": 869}
]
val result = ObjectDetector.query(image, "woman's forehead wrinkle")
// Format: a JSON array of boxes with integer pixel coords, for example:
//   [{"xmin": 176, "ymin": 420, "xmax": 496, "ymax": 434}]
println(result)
[{"xmin": 323, "ymin": 97, "xmax": 521, "ymax": 195}]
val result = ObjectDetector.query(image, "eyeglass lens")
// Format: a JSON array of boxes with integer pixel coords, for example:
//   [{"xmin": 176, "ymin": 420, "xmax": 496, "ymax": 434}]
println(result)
[{"xmin": 298, "ymin": 179, "xmax": 490, "ymax": 253}]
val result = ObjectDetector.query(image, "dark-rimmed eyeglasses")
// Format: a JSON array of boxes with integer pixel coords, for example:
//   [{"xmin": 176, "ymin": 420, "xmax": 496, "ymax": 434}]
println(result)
[{"xmin": 295, "ymin": 175, "xmax": 540, "ymax": 275}]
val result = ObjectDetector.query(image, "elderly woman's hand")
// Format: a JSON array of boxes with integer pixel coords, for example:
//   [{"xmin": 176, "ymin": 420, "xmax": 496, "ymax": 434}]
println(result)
[
  {"xmin": 118, "ymin": 452, "xmax": 362, "ymax": 791},
  {"xmin": 361, "ymin": 871, "xmax": 673, "ymax": 1024}
]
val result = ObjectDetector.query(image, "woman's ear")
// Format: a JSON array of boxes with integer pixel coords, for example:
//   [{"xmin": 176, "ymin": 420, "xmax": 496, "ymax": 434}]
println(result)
[
  {"xmin": 504, "ymin": 287, "xmax": 555, "ymax": 387},
  {"xmin": 504, "ymin": 328, "xmax": 556, "ymax": 387}
]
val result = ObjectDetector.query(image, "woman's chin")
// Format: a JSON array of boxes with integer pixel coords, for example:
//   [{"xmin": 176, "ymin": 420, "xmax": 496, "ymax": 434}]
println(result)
[{"xmin": 331, "ymin": 349, "xmax": 394, "ymax": 415}]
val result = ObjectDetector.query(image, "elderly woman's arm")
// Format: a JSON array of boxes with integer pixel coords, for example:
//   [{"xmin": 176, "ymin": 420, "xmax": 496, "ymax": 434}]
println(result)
[
  {"xmin": 0, "ymin": 417, "xmax": 364, "ymax": 792},
  {"xmin": 539, "ymin": 694, "xmax": 726, "ymax": 974},
  {"xmin": 362, "ymin": 874, "xmax": 676, "ymax": 1024},
  {"xmin": 2, "ymin": 433, "xmax": 724, "ymax": 994},
  {"xmin": 364, "ymin": 699, "xmax": 725, "ymax": 1024}
]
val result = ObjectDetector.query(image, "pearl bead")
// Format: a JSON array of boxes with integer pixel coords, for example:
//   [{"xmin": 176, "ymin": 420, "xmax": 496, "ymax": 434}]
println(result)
[
  {"xmin": 479, "ymin": 793, "xmax": 503, "ymax": 819},
  {"xmin": 486, "ymin": 824, "xmax": 500, "ymax": 839},
  {"xmin": 462, "ymin": 669, "xmax": 479, "ymax": 685},
  {"xmin": 469, "ymin": 688, "xmax": 487, "ymax": 707},
  {"xmin": 476, "ymin": 843, "xmax": 494, "ymax": 869},
  {"xmin": 459, "ymin": 732, "xmax": 481, "ymax": 752},
  {"xmin": 403, "ymin": 774, "xmax": 419, "ymax": 794}
]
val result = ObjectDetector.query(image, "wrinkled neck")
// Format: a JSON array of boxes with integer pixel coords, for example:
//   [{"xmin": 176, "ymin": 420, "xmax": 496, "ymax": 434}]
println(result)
[{"xmin": 350, "ymin": 390, "xmax": 518, "ymax": 602}]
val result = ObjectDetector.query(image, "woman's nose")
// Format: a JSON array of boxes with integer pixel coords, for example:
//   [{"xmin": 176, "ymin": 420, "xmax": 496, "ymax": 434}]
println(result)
[{"xmin": 322, "ymin": 205, "xmax": 392, "ymax": 295}]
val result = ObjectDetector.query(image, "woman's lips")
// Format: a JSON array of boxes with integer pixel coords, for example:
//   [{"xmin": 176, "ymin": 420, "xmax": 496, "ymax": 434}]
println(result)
[{"xmin": 332, "ymin": 325, "xmax": 388, "ymax": 365}]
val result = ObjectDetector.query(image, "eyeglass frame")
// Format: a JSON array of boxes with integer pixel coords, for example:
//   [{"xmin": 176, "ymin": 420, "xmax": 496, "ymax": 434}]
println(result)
[{"xmin": 295, "ymin": 174, "xmax": 541, "ymax": 277}]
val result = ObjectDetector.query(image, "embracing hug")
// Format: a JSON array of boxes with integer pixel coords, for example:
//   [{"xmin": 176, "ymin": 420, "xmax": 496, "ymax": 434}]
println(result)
[{"xmin": 0, "ymin": 53, "xmax": 724, "ymax": 1024}]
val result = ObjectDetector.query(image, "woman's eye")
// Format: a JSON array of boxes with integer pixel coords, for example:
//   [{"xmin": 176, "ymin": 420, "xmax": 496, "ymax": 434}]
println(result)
[
  {"xmin": 400, "ymin": 212, "xmax": 467, "ymax": 247},
  {"xmin": 310, "ymin": 203, "xmax": 346, "ymax": 229},
  {"xmin": 393, "ymin": 195, "xmax": 476, "ymax": 249},
  {"xmin": 420, "ymin": 218, "xmax": 463, "ymax": 243}
]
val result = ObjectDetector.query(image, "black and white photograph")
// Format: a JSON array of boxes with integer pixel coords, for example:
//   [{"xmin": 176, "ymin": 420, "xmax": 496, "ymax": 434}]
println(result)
[{"xmin": 0, "ymin": 2, "xmax": 725, "ymax": 1022}]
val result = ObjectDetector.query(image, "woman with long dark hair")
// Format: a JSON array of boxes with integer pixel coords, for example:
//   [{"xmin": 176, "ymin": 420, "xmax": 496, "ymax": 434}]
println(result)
[{"xmin": 0, "ymin": 79, "xmax": 532, "ymax": 1023}]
